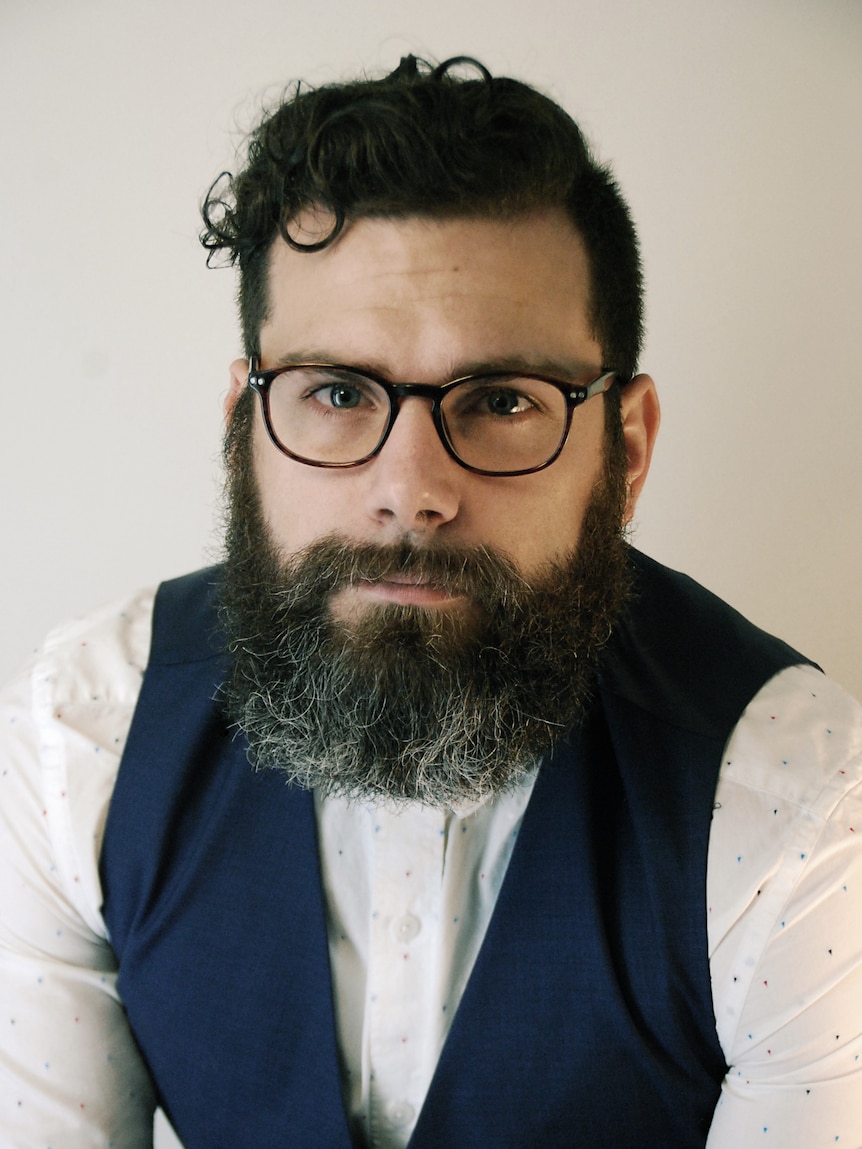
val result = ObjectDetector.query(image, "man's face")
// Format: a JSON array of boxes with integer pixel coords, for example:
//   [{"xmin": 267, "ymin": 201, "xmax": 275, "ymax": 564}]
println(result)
[
  {"xmin": 220, "ymin": 210, "xmax": 659, "ymax": 805},
  {"xmin": 228, "ymin": 210, "xmax": 655, "ymax": 612}
]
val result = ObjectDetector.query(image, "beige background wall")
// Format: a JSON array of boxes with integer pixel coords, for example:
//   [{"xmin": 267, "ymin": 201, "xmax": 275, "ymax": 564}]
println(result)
[
  {"xmin": 2, "ymin": 2, "xmax": 860, "ymax": 1143},
  {"xmin": 3, "ymin": 1, "xmax": 859, "ymax": 703}
]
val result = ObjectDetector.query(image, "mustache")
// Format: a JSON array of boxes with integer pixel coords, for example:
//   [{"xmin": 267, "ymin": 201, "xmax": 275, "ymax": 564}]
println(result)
[{"xmin": 274, "ymin": 536, "xmax": 534, "ymax": 608}]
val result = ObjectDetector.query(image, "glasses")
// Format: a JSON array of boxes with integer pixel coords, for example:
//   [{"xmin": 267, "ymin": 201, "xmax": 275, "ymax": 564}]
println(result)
[{"xmin": 247, "ymin": 360, "xmax": 617, "ymax": 477}]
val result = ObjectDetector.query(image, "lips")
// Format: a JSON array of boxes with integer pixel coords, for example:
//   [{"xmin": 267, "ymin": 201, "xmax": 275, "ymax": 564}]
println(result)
[{"xmin": 356, "ymin": 574, "xmax": 464, "ymax": 607}]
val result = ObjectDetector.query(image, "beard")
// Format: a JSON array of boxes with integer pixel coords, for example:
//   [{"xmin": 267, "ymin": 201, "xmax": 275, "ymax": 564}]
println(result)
[{"xmin": 218, "ymin": 392, "xmax": 632, "ymax": 808}]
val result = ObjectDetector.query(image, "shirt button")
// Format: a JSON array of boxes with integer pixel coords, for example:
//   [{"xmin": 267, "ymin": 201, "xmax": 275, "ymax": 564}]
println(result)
[
  {"xmin": 391, "ymin": 913, "xmax": 421, "ymax": 943},
  {"xmin": 386, "ymin": 1100, "xmax": 416, "ymax": 1127}
]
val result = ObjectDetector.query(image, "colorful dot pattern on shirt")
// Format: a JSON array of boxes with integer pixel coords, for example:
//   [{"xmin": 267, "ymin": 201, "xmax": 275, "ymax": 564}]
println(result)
[{"xmin": 2, "ymin": 602, "xmax": 862, "ymax": 1147}]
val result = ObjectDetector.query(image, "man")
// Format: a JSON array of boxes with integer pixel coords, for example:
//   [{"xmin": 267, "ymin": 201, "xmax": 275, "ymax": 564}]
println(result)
[{"xmin": 1, "ymin": 55, "xmax": 860, "ymax": 1149}]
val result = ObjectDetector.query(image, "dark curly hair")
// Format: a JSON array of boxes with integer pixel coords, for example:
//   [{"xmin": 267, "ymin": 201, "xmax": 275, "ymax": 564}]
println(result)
[{"xmin": 201, "ymin": 55, "xmax": 643, "ymax": 379}]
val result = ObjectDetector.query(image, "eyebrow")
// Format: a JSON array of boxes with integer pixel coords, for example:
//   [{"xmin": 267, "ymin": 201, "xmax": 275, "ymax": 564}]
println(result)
[{"xmin": 269, "ymin": 350, "xmax": 602, "ymax": 381}]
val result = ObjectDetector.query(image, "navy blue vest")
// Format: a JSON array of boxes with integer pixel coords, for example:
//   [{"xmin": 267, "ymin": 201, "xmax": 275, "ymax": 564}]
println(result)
[{"xmin": 100, "ymin": 549, "xmax": 808, "ymax": 1148}]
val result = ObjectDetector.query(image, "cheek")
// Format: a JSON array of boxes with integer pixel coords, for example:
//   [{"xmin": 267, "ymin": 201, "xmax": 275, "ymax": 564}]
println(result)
[
  {"xmin": 253, "ymin": 425, "xmax": 363, "ymax": 554},
  {"xmin": 252, "ymin": 430, "xmax": 316, "ymax": 551},
  {"xmin": 493, "ymin": 489, "xmax": 586, "ymax": 572},
  {"xmin": 487, "ymin": 447, "xmax": 605, "ymax": 574}
]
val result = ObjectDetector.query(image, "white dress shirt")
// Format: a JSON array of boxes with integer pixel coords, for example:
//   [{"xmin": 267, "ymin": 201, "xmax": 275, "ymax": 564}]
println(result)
[{"xmin": 2, "ymin": 586, "xmax": 861, "ymax": 1149}]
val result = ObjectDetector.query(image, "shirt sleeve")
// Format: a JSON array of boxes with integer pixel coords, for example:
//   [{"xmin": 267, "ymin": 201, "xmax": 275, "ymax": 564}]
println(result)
[
  {"xmin": 706, "ymin": 664, "xmax": 862, "ymax": 1148},
  {"xmin": 0, "ymin": 595, "xmax": 158, "ymax": 1148}
]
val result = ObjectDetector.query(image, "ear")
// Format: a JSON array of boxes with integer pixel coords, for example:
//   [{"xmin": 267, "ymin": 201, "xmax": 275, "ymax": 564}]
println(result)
[
  {"xmin": 225, "ymin": 358, "xmax": 249, "ymax": 423},
  {"xmin": 619, "ymin": 374, "xmax": 660, "ymax": 523}
]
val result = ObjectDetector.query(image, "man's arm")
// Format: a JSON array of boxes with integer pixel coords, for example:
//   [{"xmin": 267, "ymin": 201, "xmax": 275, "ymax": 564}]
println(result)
[
  {"xmin": 0, "ymin": 599, "xmax": 157, "ymax": 1146},
  {"xmin": 707, "ymin": 665, "xmax": 862, "ymax": 1147}
]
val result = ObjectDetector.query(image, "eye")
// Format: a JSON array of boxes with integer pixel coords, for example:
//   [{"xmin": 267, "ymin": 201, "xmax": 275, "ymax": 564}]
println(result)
[
  {"xmin": 296, "ymin": 369, "xmax": 383, "ymax": 413},
  {"xmin": 321, "ymin": 383, "xmax": 363, "ymax": 409},
  {"xmin": 450, "ymin": 378, "xmax": 541, "ymax": 420},
  {"xmin": 482, "ymin": 388, "xmax": 532, "ymax": 416}
]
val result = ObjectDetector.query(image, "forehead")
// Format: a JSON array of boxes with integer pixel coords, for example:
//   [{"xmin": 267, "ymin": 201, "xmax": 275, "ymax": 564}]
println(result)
[{"xmin": 260, "ymin": 210, "xmax": 601, "ymax": 378}]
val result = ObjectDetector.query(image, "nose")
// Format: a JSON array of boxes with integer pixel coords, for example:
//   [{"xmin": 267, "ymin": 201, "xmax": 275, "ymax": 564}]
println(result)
[{"xmin": 363, "ymin": 396, "xmax": 462, "ymax": 537}]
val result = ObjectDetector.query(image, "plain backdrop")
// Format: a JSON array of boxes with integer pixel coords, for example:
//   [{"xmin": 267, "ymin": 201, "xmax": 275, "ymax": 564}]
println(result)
[{"xmin": 2, "ymin": 2, "xmax": 860, "ymax": 1142}]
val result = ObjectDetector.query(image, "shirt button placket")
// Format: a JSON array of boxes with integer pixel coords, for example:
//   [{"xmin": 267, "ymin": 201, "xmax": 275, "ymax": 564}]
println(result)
[{"xmin": 367, "ymin": 806, "xmax": 445, "ymax": 1148}]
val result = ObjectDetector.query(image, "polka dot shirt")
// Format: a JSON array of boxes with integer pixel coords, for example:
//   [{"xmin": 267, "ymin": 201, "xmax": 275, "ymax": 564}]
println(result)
[{"xmin": 2, "ymin": 591, "xmax": 861, "ymax": 1148}]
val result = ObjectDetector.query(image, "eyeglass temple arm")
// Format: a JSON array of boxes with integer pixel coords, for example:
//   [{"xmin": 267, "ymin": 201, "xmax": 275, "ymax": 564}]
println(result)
[{"xmin": 573, "ymin": 371, "xmax": 617, "ymax": 404}]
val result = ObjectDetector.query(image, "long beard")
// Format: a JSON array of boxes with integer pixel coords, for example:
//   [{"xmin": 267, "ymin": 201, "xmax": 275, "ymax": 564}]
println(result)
[{"xmin": 218, "ymin": 397, "xmax": 632, "ymax": 807}]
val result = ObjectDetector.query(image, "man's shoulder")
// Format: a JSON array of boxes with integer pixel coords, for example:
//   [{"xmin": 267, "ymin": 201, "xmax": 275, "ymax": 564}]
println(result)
[
  {"xmin": 43, "ymin": 584, "xmax": 156, "ymax": 667},
  {"xmin": 2, "ymin": 583, "xmax": 157, "ymax": 719},
  {"xmin": 146, "ymin": 564, "xmax": 225, "ymax": 666},
  {"xmin": 623, "ymin": 548, "xmax": 810, "ymax": 664},
  {"xmin": 6, "ymin": 565, "xmax": 222, "ymax": 711},
  {"xmin": 723, "ymin": 662, "xmax": 862, "ymax": 808},
  {"xmin": 600, "ymin": 549, "xmax": 816, "ymax": 739}
]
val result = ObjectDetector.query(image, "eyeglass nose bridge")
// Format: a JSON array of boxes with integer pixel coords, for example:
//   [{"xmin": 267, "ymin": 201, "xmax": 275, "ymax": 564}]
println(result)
[
  {"xmin": 375, "ymin": 380, "xmax": 460, "ymax": 465},
  {"xmin": 389, "ymin": 381, "xmax": 448, "ymax": 403}
]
